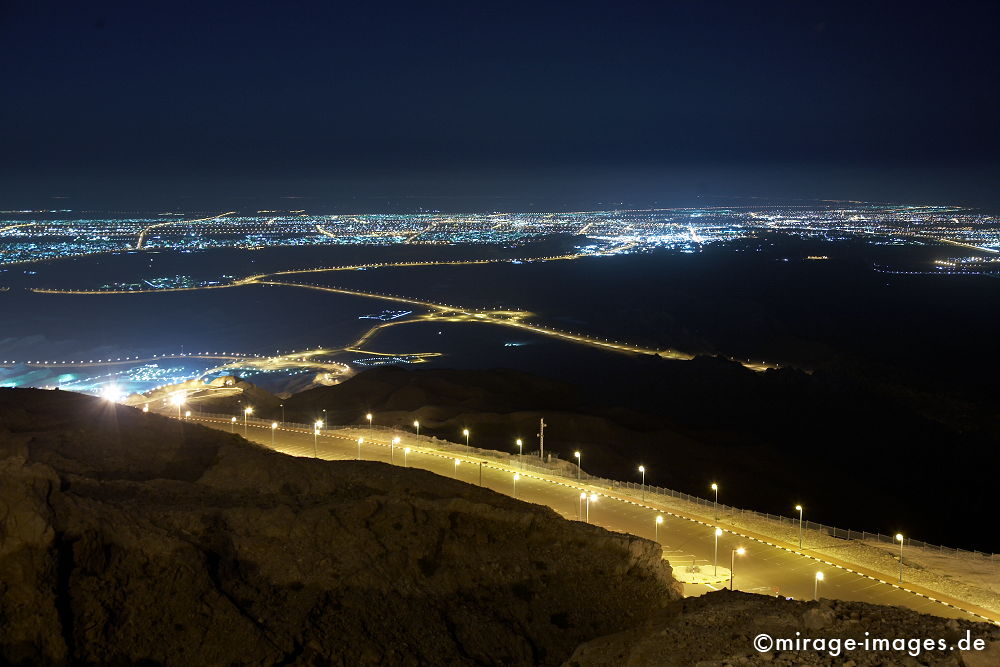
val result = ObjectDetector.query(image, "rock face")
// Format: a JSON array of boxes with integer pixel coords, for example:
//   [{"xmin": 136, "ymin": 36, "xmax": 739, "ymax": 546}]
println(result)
[
  {"xmin": 0, "ymin": 388, "xmax": 682, "ymax": 666},
  {"xmin": 563, "ymin": 590, "xmax": 1000, "ymax": 667}
]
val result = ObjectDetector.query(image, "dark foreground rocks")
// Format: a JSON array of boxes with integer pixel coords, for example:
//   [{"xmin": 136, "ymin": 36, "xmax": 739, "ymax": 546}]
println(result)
[
  {"xmin": 563, "ymin": 590, "xmax": 1000, "ymax": 667},
  {"xmin": 0, "ymin": 388, "xmax": 681, "ymax": 666}
]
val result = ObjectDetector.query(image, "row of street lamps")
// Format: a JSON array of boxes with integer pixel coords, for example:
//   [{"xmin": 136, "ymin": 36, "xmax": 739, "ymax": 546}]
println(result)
[{"xmin": 236, "ymin": 408, "xmax": 911, "ymax": 587}]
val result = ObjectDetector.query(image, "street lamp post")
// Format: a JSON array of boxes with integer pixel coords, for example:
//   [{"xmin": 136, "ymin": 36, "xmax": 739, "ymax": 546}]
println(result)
[
  {"xmin": 366, "ymin": 413, "xmax": 373, "ymax": 431},
  {"xmin": 730, "ymin": 547, "xmax": 746, "ymax": 590},
  {"xmin": 639, "ymin": 465, "xmax": 646, "ymax": 501},
  {"xmin": 184, "ymin": 410, "xmax": 191, "ymax": 419},
  {"xmin": 171, "ymin": 392, "xmax": 185, "ymax": 419},
  {"xmin": 391, "ymin": 436, "xmax": 400, "ymax": 464},
  {"xmin": 244, "ymin": 407, "xmax": 253, "ymax": 435},
  {"xmin": 403, "ymin": 447, "xmax": 410, "ymax": 467},
  {"xmin": 312, "ymin": 428, "xmax": 319, "ymax": 458},
  {"xmin": 230, "ymin": 416, "xmax": 237, "ymax": 432},
  {"xmin": 454, "ymin": 458, "xmax": 460, "ymax": 475},
  {"xmin": 513, "ymin": 473, "xmax": 520, "ymax": 499},
  {"xmin": 463, "ymin": 428, "xmax": 470, "ymax": 452},
  {"xmin": 655, "ymin": 515, "xmax": 664, "ymax": 543},
  {"xmin": 579, "ymin": 492, "xmax": 586, "ymax": 521},
  {"xmin": 574, "ymin": 451, "xmax": 581, "ymax": 480},
  {"xmin": 714, "ymin": 527, "xmax": 722, "ymax": 576},
  {"xmin": 814, "ymin": 571, "xmax": 824, "ymax": 600},
  {"xmin": 280, "ymin": 403, "xmax": 284, "ymax": 423},
  {"xmin": 795, "ymin": 504, "xmax": 804, "ymax": 549},
  {"xmin": 357, "ymin": 437, "xmax": 363, "ymax": 460},
  {"xmin": 586, "ymin": 493, "xmax": 597, "ymax": 523},
  {"xmin": 711, "ymin": 483, "xmax": 719, "ymax": 520},
  {"xmin": 516, "ymin": 438, "xmax": 523, "ymax": 469},
  {"xmin": 413, "ymin": 420, "xmax": 420, "ymax": 437},
  {"xmin": 896, "ymin": 533, "xmax": 905, "ymax": 583},
  {"xmin": 271, "ymin": 422, "xmax": 277, "ymax": 446}
]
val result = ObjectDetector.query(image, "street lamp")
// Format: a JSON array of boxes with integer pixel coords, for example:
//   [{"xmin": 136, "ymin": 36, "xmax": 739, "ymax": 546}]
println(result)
[
  {"xmin": 244, "ymin": 406, "xmax": 253, "ymax": 435},
  {"xmin": 184, "ymin": 410, "xmax": 191, "ymax": 419},
  {"xmin": 579, "ymin": 492, "xmax": 586, "ymax": 521},
  {"xmin": 711, "ymin": 482, "xmax": 719, "ymax": 520},
  {"xmin": 312, "ymin": 428, "xmax": 319, "ymax": 458},
  {"xmin": 271, "ymin": 422, "xmax": 277, "ymax": 446},
  {"xmin": 795, "ymin": 504, "xmax": 804, "ymax": 549},
  {"xmin": 814, "ymin": 571, "xmax": 824, "ymax": 600},
  {"xmin": 357, "ymin": 437, "xmax": 364, "ymax": 460},
  {"xmin": 896, "ymin": 533, "xmax": 905, "ymax": 583},
  {"xmin": 366, "ymin": 413, "xmax": 373, "ymax": 431},
  {"xmin": 413, "ymin": 420, "xmax": 420, "ymax": 436},
  {"xmin": 230, "ymin": 416, "xmax": 237, "ymax": 432},
  {"xmin": 655, "ymin": 515, "xmax": 664, "ymax": 543},
  {"xmin": 730, "ymin": 547, "xmax": 746, "ymax": 590},
  {"xmin": 714, "ymin": 527, "xmax": 722, "ymax": 576},
  {"xmin": 454, "ymin": 457, "xmax": 460, "ymax": 475},
  {"xmin": 403, "ymin": 447, "xmax": 411, "ymax": 467},
  {"xmin": 638, "ymin": 465, "xmax": 646, "ymax": 501},
  {"xmin": 142, "ymin": 404, "xmax": 149, "ymax": 413},
  {"xmin": 391, "ymin": 436, "xmax": 400, "ymax": 464},
  {"xmin": 280, "ymin": 403, "xmax": 284, "ymax": 423},
  {"xmin": 463, "ymin": 428, "xmax": 470, "ymax": 451},
  {"xmin": 574, "ymin": 451, "xmax": 581, "ymax": 480},
  {"xmin": 516, "ymin": 438, "xmax": 523, "ymax": 469},
  {"xmin": 513, "ymin": 473, "xmax": 520, "ymax": 499},
  {"xmin": 171, "ymin": 392, "xmax": 185, "ymax": 419}
]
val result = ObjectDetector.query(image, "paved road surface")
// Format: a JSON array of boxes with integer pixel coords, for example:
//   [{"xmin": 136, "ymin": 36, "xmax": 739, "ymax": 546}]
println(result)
[{"xmin": 193, "ymin": 416, "xmax": 988, "ymax": 623}]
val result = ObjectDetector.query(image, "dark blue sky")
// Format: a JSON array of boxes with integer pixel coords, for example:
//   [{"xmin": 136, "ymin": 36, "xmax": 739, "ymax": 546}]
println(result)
[{"xmin": 2, "ymin": 1, "xmax": 998, "ymax": 210}]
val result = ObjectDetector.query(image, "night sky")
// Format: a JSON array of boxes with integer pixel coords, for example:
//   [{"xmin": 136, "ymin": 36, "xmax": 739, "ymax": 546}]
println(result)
[{"xmin": 2, "ymin": 1, "xmax": 998, "ymax": 210}]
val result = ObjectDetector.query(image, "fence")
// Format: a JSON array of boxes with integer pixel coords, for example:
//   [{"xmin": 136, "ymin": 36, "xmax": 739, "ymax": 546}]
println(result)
[{"xmin": 184, "ymin": 408, "xmax": 999, "ymax": 561}]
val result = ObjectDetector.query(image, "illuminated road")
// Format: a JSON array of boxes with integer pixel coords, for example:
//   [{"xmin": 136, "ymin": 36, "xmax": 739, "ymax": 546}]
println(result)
[
  {"xmin": 26, "ymin": 242, "xmax": 780, "ymax": 371},
  {"xmin": 0, "ymin": 223, "xmax": 35, "ymax": 235},
  {"xmin": 1, "ymin": 353, "xmax": 253, "ymax": 368},
  {"xmin": 135, "ymin": 211, "xmax": 235, "ymax": 249},
  {"xmin": 261, "ymin": 279, "xmax": 698, "ymax": 362},
  {"xmin": 184, "ymin": 414, "xmax": 995, "ymax": 625}
]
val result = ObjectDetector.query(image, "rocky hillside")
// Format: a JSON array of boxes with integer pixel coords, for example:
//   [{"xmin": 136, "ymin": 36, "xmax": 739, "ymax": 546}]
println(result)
[
  {"xmin": 0, "ymin": 387, "xmax": 681, "ymax": 666},
  {"xmin": 565, "ymin": 590, "xmax": 1000, "ymax": 667}
]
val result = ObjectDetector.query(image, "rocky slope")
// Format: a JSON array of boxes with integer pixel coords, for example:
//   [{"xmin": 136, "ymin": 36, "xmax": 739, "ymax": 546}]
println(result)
[
  {"xmin": 564, "ymin": 590, "xmax": 1000, "ymax": 667},
  {"xmin": 0, "ymin": 387, "xmax": 681, "ymax": 666}
]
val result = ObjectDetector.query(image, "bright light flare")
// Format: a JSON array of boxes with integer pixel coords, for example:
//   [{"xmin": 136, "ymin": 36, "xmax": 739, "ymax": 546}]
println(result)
[{"xmin": 101, "ymin": 384, "xmax": 125, "ymax": 403}]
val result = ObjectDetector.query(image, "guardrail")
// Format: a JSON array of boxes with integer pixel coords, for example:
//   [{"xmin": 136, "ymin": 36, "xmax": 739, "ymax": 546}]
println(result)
[{"xmin": 186, "ymin": 408, "xmax": 999, "ymax": 561}]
